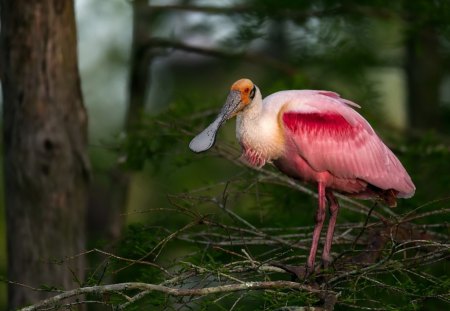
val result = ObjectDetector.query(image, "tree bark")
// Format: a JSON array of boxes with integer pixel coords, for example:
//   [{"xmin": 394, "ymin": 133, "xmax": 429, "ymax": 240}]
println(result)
[{"xmin": 0, "ymin": 0, "xmax": 89, "ymax": 309}]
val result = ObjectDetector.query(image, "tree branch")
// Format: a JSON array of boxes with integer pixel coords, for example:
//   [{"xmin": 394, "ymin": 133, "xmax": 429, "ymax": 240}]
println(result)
[
  {"xmin": 150, "ymin": 4, "xmax": 253, "ymax": 15},
  {"xmin": 19, "ymin": 281, "xmax": 332, "ymax": 311},
  {"xmin": 148, "ymin": 3, "xmax": 345, "ymax": 21},
  {"xmin": 143, "ymin": 37, "xmax": 298, "ymax": 76}
]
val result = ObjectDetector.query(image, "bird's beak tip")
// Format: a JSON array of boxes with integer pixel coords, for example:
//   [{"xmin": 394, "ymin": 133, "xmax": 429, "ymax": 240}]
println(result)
[{"xmin": 188, "ymin": 89, "xmax": 243, "ymax": 153}]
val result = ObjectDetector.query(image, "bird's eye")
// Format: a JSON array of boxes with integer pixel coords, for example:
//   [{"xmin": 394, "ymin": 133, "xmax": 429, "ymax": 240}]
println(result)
[{"xmin": 249, "ymin": 86, "xmax": 256, "ymax": 99}]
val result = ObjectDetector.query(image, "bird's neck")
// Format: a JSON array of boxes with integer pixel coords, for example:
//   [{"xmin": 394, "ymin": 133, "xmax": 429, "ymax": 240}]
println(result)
[
  {"xmin": 241, "ymin": 92, "xmax": 264, "ymax": 120},
  {"xmin": 236, "ymin": 91, "xmax": 264, "ymax": 139},
  {"xmin": 236, "ymin": 91, "xmax": 285, "ymax": 167}
]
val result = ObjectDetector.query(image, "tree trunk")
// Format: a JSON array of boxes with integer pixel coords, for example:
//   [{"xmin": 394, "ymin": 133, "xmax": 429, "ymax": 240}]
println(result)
[
  {"xmin": 405, "ymin": 25, "xmax": 443, "ymax": 130},
  {"xmin": 0, "ymin": 0, "xmax": 89, "ymax": 309},
  {"xmin": 87, "ymin": 0, "xmax": 154, "ymax": 241},
  {"xmin": 126, "ymin": 0, "xmax": 153, "ymax": 131}
]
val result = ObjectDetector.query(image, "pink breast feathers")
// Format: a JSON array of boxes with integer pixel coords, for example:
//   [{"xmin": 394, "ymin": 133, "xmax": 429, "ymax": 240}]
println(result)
[{"xmin": 241, "ymin": 144, "xmax": 267, "ymax": 168}]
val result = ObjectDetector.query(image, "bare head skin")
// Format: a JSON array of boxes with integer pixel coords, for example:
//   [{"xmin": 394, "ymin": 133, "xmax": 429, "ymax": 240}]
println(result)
[
  {"xmin": 231, "ymin": 78, "xmax": 254, "ymax": 106},
  {"xmin": 189, "ymin": 78, "xmax": 256, "ymax": 153}
]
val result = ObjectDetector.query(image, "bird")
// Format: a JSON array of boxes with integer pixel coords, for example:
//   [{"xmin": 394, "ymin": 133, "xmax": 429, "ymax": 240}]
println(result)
[{"xmin": 189, "ymin": 78, "xmax": 415, "ymax": 277}]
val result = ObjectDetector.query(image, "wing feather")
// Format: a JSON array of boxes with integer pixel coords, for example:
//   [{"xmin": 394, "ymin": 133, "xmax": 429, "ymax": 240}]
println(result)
[{"xmin": 278, "ymin": 94, "xmax": 415, "ymax": 197}]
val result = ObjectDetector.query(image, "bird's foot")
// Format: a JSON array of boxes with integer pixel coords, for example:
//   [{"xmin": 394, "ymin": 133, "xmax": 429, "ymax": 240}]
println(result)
[
  {"xmin": 321, "ymin": 258, "xmax": 332, "ymax": 270},
  {"xmin": 271, "ymin": 263, "xmax": 315, "ymax": 282}
]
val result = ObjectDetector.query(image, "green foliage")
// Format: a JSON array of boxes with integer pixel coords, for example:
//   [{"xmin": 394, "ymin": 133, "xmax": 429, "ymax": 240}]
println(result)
[
  {"xmin": 113, "ymin": 224, "xmax": 165, "ymax": 284},
  {"xmin": 262, "ymin": 290, "xmax": 321, "ymax": 309},
  {"xmin": 91, "ymin": 106, "xmax": 450, "ymax": 309},
  {"xmin": 104, "ymin": 60, "xmax": 450, "ymax": 309},
  {"xmin": 23, "ymin": 0, "xmax": 450, "ymax": 309},
  {"xmin": 99, "ymin": 88, "xmax": 450, "ymax": 309}
]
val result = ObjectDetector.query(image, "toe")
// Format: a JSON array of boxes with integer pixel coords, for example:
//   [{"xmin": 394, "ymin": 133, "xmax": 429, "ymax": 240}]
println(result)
[{"xmin": 271, "ymin": 263, "xmax": 310, "ymax": 281}]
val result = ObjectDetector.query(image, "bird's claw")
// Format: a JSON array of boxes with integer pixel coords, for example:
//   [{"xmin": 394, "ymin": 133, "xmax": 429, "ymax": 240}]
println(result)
[{"xmin": 271, "ymin": 263, "xmax": 314, "ymax": 281}]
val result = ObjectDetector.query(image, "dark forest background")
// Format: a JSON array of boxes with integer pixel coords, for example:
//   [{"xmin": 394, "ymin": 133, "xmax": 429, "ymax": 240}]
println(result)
[{"xmin": 0, "ymin": 0, "xmax": 449, "ymax": 310}]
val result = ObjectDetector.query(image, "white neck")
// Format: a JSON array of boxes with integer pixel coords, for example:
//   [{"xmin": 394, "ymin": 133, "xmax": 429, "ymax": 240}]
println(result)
[
  {"xmin": 241, "ymin": 88, "xmax": 263, "ymax": 120},
  {"xmin": 236, "ymin": 87, "xmax": 263, "ymax": 140},
  {"xmin": 235, "ymin": 87, "xmax": 285, "ymax": 163}
]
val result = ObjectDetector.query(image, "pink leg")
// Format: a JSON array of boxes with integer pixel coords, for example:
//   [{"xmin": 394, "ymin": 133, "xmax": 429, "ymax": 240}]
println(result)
[
  {"xmin": 322, "ymin": 191, "xmax": 340, "ymax": 268},
  {"xmin": 306, "ymin": 182, "xmax": 327, "ymax": 274}
]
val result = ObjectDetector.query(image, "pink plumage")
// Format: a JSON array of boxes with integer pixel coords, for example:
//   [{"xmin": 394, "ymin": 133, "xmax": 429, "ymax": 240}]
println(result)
[
  {"xmin": 189, "ymin": 79, "xmax": 415, "ymax": 277},
  {"xmin": 275, "ymin": 92, "xmax": 415, "ymax": 200}
]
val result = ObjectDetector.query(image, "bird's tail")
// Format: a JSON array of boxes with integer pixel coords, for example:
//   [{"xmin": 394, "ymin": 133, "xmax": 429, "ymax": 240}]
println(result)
[{"xmin": 379, "ymin": 189, "xmax": 398, "ymax": 208}]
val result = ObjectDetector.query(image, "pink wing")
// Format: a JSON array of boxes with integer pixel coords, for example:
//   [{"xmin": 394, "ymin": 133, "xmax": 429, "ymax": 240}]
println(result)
[{"xmin": 280, "ymin": 94, "xmax": 415, "ymax": 198}]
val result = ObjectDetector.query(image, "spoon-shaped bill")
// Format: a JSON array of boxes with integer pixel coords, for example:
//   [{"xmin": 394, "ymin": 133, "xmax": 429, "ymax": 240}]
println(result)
[
  {"xmin": 188, "ymin": 116, "xmax": 223, "ymax": 153},
  {"xmin": 189, "ymin": 90, "xmax": 241, "ymax": 153}
]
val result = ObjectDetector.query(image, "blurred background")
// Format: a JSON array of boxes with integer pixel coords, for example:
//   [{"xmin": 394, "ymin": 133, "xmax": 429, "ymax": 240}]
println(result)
[{"xmin": 1, "ymin": 0, "xmax": 450, "ymax": 309}]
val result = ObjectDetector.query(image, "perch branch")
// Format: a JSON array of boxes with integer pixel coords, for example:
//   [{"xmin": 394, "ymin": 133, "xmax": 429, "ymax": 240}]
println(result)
[{"xmin": 19, "ymin": 281, "xmax": 332, "ymax": 311}]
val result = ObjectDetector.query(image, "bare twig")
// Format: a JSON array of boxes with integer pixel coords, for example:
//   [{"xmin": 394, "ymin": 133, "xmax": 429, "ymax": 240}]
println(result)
[
  {"xmin": 92, "ymin": 248, "xmax": 172, "ymax": 276},
  {"xmin": 351, "ymin": 203, "xmax": 378, "ymax": 250},
  {"xmin": 19, "ymin": 281, "xmax": 333, "ymax": 311},
  {"xmin": 113, "ymin": 218, "xmax": 204, "ymax": 274}
]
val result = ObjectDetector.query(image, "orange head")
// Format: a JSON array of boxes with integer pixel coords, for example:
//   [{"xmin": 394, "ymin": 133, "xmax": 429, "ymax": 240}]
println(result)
[
  {"xmin": 231, "ymin": 78, "xmax": 256, "ymax": 106},
  {"xmin": 226, "ymin": 78, "xmax": 257, "ymax": 118}
]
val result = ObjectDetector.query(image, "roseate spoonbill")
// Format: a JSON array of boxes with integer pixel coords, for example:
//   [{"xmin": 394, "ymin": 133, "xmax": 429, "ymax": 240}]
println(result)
[{"xmin": 189, "ymin": 78, "xmax": 415, "ymax": 276}]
